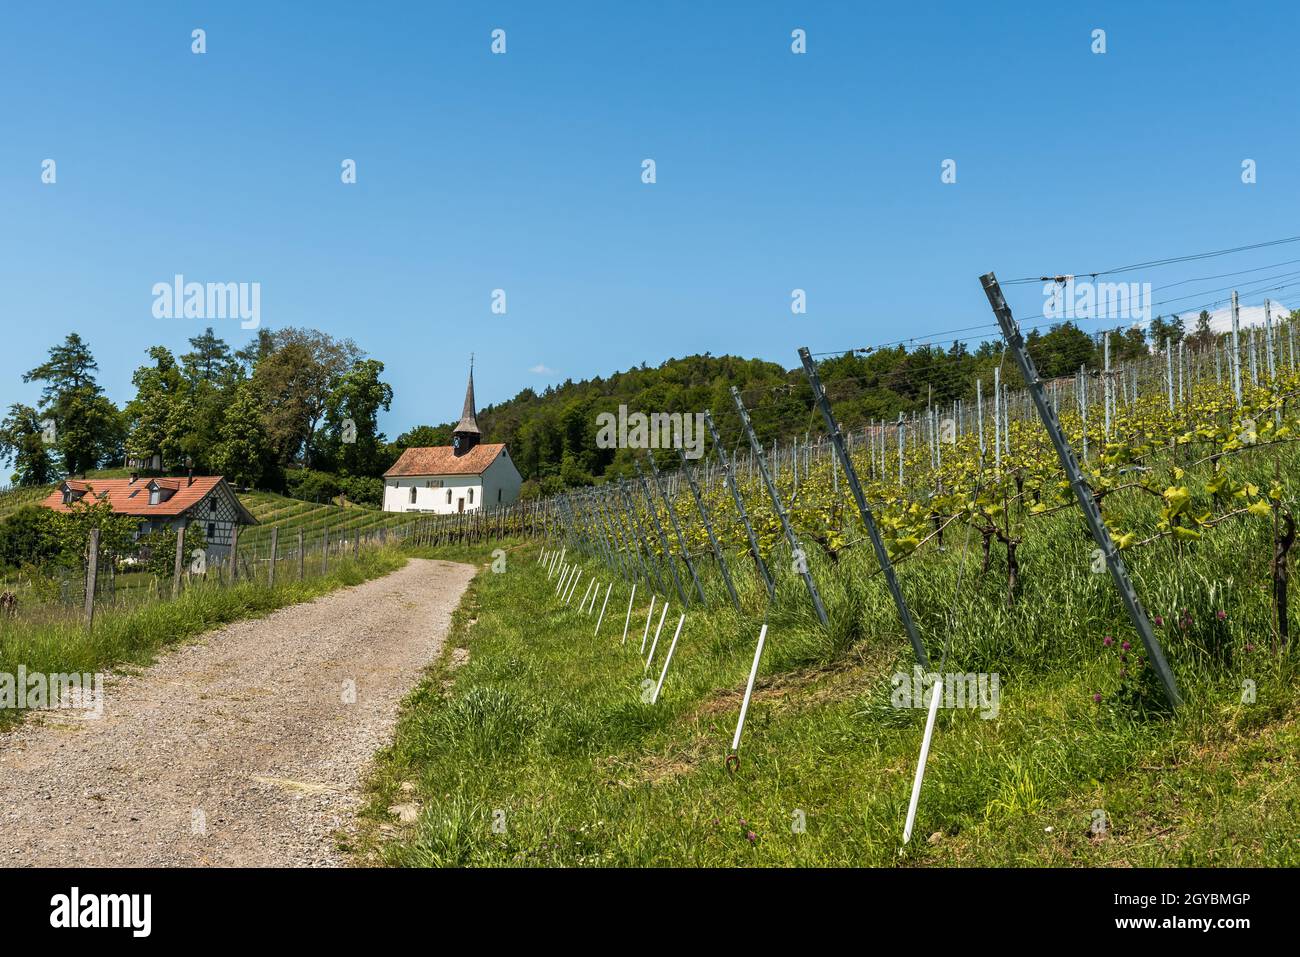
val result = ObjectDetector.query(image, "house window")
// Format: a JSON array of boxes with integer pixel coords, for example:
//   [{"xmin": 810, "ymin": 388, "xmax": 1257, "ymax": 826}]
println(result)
[
  {"xmin": 468, "ymin": 488, "xmax": 474, "ymax": 504},
  {"xmin": 409, "ymin": 487, "xmax": 417, "ymax": 504},
  {"xmin": 149, "ymin": 488, "xmax": 161, "ymax": 506},
  {"xmin": 210, "ymin": 498, "xmax": 218, "ymax": 515},
  {"xmin": 446, "ymin": 489, "xmax": 452, "ymax": 504},
  {"xmin": 425, "ymin": 480, "xmax": 443, "ymax": 488},
  {"xmin": 497, "ymin": 488, "xmax": 502, "ymax": 503},
  {"xmin": 207, "ymin": 522, "xmax": 216, "ymax": 538}
]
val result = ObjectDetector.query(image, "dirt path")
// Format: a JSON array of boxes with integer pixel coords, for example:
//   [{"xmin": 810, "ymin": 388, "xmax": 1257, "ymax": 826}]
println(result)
[{"xmin": 0, "ymin": 557, "xmax": 475, "ymax": 867}]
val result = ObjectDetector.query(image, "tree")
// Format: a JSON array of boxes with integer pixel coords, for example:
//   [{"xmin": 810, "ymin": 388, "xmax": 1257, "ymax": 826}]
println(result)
[
  {"xmin": 0, "ymin": 505, "xmax": 60, "ymax": 569},
  {"xmin": 0, "ymin": 403, "xmax": 57, "ymax": 486},
  {"xmin": 1148, "ymin": 315, "xmax": 1184, "ymax": 350},
  {"xmin": 125, "ymin": 347, "xmax": 191, "ymax": 469},
  {"xmin": 180, "ymin": 327, "xmax": 237, "ymax": 384},
  {"xmin": 1186, "ymin": 310, "xmax": 1216, "ymax": 351},
  {"xmin": 1028, "ymin": 322, "xmax": 1096, "ymax": 378},
  {"xmin": 182, "ymin": 329, "xmax": 244, "ymax": 470},
  {"xmin": 47, "ymin": 495, "xmax": 139, "ymax": 568},
  {"xmin": 23, "ymin": 332, "xmax": 99, "ymax": 401},
  {"xmin": 210, "ymin": 381, "xmax": 278, "ymax": 488},
  {"xmin": 394, "ymin": 424, "xmax": 451, "ymax": 449},
  {"xmin": 251, "ymin": 328, "xmax": 362, "ymax": 466},
  {"xmin": 234, "ymin": 328, "xmax": 275, "ymax": 375},
  {"xmin": 23, "ymin": 334, "xmax": 123, "ymax": 475},
  {"xmin": 315, "ymin": 358, "xmax": 393, "ymax": 476}
]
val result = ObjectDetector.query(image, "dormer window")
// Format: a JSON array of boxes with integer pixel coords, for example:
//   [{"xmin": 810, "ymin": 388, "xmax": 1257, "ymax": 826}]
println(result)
[{"xmin": 149, "ymin": 486, "xmax": 161, "ymax": 506}]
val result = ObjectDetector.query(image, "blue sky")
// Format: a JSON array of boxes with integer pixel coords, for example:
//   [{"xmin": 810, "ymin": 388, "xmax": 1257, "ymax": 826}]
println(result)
[{"xmin": 3, "ymin": 1, "xmax": 1298, "ymax": 437}]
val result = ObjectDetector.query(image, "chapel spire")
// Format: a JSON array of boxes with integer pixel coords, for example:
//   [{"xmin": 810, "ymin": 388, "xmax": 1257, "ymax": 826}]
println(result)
[{"xmin": 452, "ymin": 357, "xmax": 480, "ymax": 455}]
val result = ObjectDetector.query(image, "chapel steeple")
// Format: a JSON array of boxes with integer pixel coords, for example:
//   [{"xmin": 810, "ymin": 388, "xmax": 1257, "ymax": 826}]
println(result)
[{"xmin": 451, "ymin": 357, "xmax": 481, "ymax": 456}]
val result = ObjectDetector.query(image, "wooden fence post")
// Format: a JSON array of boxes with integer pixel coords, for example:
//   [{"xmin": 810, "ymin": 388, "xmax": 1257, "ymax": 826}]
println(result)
[
  {"xmin": 269, "ymin": 526, "xmax": 279, "ymax": 587},
  {"xmin": 172, "ymin": 525, "xmax": 186, "ymax": 597},
  {"xmin": 230, "ymin": 524, "xmax": 240, "ymax": 582},
  {"xmin": 297, "ymin": 528, "xmax": 305, "ymax": 579},
  {"xmin": 84, "ymin": 528, "xmax": 100, "ymax": 628},
  {"xmin": 322, "ymin": 526, "xmax": 329, "ymax": 574}
]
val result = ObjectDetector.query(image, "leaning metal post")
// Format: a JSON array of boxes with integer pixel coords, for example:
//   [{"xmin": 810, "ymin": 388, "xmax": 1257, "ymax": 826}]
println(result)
[
  {"xmin": 799, "ymin": 347, "xmax": 928, "ymax": 665},
  {"xmin": 730, "ymin": 386, "xmax": 829, "ymax": 627},
  {"xmin": 980, "ymin": 272, "xmax": 1182, "ymax": 709}
]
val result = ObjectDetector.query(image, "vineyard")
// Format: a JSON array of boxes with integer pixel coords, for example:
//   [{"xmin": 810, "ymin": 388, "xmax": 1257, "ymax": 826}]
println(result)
[
  {"xmin": 406, "ymin": 284, "xmax": 1299, "ymax": 714},
  {"xmin": 368, "ymin": 279, "xmax": 1300, "ymax": 865}
]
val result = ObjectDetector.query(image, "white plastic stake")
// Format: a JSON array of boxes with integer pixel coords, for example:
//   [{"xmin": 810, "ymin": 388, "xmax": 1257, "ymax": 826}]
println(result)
[
  {"xmin": 577, "ymin": 577, "xmax": 595, "ymax": 611},
  {"xmin": 650, "ymin": 613, "xmax": 686, "ymax": 704},
  {"xmin": 564, "ymin": 569, "xmax": 584, "ymax": 605},
  {"xmin": 730, "ymin": 623, "xmax": 768, "ymax": 753},
  {"xmin": 594, "ymin": 582, "xmax": 613, "ymax": 635},
  {"xmin": 554, "ymin": 564, "xmax": 571, "ymax": 596},
  {"xmin": 639, "ymin": 595, "xmax": 657, "ymax": 653},
  {"xmin": 621, "ymin": 583, "xmax": 637, "ymax": 645},
  {"xmin": 902, "ymin": 676, "xmax": 944, "ymax": 845},
  {"xmin": 644, "ymin": 601, "xmax": 670, "ymax": 672}
]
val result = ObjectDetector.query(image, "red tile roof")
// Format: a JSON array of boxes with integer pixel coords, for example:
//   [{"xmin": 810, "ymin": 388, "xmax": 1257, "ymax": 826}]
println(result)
[
  {"xmin": 40, "ymin": 476, "xmax": 256, "ymax": 523},
  {"xmin": 384, "ymin": 443, "xmax": 508, "ymax": 477}
]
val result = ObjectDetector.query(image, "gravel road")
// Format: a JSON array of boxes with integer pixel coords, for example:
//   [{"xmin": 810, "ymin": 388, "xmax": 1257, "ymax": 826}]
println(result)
[{"xmin": 0, "ymin": 557, "xmax": 475, "ymax": 867}]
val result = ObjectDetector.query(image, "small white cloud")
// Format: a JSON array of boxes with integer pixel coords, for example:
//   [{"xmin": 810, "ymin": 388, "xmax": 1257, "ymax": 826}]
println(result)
[
  {"xmin": 529, "ymin": 363, "xmax": 555, "ymax": 375},
  {"xmin": 1176, "ymin": 299, "xmax": 1291, "ymax": 333}
]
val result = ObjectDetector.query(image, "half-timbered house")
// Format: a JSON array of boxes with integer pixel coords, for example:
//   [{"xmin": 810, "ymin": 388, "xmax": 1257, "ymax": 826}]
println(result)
[{"xmin": 40, "ymin": 474, "xmax": 256, "ymax": 559}]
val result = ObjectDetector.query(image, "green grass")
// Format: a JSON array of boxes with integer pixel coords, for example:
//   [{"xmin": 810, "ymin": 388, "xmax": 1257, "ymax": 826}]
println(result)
[
  {"xmin": 0, "ymin": 546, "xmax": 409, "ymax": 730},
  {"xmin": 356, "ymin": 501, "xmax": 1299, "ymax": 866}
]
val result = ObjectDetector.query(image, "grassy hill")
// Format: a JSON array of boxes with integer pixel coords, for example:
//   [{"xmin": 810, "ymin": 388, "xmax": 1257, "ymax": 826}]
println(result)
[
  {"xmin": 237, "ymin": 490, "xmax": 416, "ymax": 553},
  {"xmin": 0, "ymin": 484, "xmax": 55, "ymax": 522}
]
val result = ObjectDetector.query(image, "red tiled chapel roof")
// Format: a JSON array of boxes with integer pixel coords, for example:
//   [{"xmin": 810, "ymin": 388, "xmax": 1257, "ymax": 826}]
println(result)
[{"xmin": 384, "ymin": 443, "xmax": 509, "ymax": 477}]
